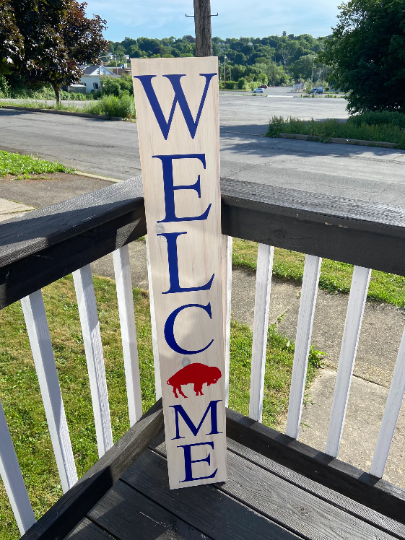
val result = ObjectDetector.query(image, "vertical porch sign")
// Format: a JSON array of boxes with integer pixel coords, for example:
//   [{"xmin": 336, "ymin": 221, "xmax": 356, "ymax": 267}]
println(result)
[{"xmin": 132, "ymin": 57, "xmax": 227, "ymax": 489}]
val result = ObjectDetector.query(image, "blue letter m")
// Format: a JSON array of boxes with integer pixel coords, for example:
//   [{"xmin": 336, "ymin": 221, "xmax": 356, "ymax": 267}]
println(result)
[
  {"xmin": 133, "ymin": 73, "xmax": 216, "ymax": 140},
  {"xmin": 170, "ymin": 400, "xmax": 222, "ymax": 440}
]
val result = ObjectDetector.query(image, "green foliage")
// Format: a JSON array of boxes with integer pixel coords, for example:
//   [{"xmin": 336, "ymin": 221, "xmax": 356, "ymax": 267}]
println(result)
[
  {"xmin": 0, "ymin": 151, "xmax": 73, "ymax": 177},
  {"xmin": 232, "ymin": 239, "xmax": 405, "ymax": 308},
  {"xmin": 1, "ymin": 0, "xmax": 108, "ymax": 102},
  {"xmin": 320, "ymin": 0, "xmax": 405, "ymax": 113},
  {"xmin": 266, "ymin": 115, "xmax": 405, "ymax": 148},
  {"xmin": 101, "ymin": 74, "xmax": 133, "ymax": 97},
  {"xmin": 86, "ymin": 94, "xmax": 135, "ymax": 119},
  {"xmin": 0, "ymin": 75, "xmax": 10, "ymax": 97},
  {"xmin": 0, "ymin": 274, "xmax": 322, "ymax": 537}
]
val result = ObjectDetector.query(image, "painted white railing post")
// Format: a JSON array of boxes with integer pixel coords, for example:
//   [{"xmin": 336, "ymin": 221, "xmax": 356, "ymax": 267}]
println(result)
[
  {"xmin": 249, "ymin": 243, "xmax": 274, "ymax": 422},
  {"xmin": 0, "ymin": 398, "xmax": 36, "ymax": 535},
  {"xmin": 325, "ymin": 266, "xmax": 371, "ymax": 457},
  {"xmin": 222, "ymin": 235, "xmax": 233, "ymax": 407},
  {"xmin": 113, "ymin": 246, "xmax": 143, "ymax": 426},
  {"xmin": 370, "ymin": 326, "xmax": 405, "ymax": 478},
  {"xmin": 21, "ymin": 291, "xmax": 78, "ymax": 493},
  {"xmin": 146, "ymin": 235, "xmax": 161, "ymax": 400},
  {"xmin": 73, "ymin": 265, "xmax": 113, "ymax": 457},
  {"xmin": 286, "ymin": 255, "xmax": 322, "ymax": 439}
]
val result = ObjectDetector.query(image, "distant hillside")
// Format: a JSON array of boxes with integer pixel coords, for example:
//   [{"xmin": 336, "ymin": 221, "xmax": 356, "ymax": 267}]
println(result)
[{"xmin": 108, "ymin": 33, "xmax": 328, "ymax": 87}]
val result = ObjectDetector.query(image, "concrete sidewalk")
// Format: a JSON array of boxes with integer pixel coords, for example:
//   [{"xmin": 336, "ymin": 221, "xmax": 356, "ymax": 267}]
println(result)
[{"xmin": 1, "ymin": 181, "xmax": 404, "ymax": 489}]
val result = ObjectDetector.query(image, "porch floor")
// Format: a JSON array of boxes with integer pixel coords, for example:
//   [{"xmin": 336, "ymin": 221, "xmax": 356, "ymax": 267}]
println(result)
[{"xmin": 65, "ymin": 430, "xmax": 401, "ymax": 540}]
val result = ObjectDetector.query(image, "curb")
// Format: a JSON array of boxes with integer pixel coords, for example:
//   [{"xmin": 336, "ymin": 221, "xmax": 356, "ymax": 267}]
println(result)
[
  {"xmin": 0, "ymin": 105, "xmax": 124, "ymax": 121},
  {"xmin": 74, "ymin": 171, "xmax": 123, "ymax": 183},
  {"xmin": 278, "ymin": 132, "xmax": 398, "ymax": 149}
]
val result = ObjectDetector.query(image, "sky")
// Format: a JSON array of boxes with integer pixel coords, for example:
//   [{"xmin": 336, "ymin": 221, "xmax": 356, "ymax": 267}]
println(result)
[{"xmin": 85, "ymin": 0, "xmax": 341, "ymax": 43}]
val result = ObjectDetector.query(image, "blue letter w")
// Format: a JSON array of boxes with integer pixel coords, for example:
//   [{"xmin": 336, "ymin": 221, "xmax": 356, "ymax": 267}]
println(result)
[{"xmin": 133, "ymin": 73, "xmax": 216, "ymax": 140}]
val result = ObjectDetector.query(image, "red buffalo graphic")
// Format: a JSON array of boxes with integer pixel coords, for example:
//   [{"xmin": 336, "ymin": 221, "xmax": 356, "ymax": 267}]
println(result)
[{"xmin": 167, "ymin": 363, "xmax": 222, "ymax": 398}]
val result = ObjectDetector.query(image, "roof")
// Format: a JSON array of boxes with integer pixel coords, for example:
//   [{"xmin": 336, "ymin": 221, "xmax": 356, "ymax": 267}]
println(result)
[{"xmin": 82, "ymin": 65, "xmax": 118, "ymax": 77}]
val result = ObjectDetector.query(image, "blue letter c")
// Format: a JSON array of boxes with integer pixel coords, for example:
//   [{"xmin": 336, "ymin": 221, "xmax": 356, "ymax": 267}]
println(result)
[{"xmin": 164, "ymin": 303, "xmax": 214, "ymax": 355}]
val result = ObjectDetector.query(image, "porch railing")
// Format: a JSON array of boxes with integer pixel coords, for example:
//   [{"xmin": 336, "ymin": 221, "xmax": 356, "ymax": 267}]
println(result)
[{"xmin": 1, "ymin": 176, "xmax": 405, "ymax": 535}]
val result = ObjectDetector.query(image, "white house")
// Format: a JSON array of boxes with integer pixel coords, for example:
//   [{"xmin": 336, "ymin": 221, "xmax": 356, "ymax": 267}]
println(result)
[{"xmin": 80, "ymin": 65, "xmax": 119, "ymax": 93}]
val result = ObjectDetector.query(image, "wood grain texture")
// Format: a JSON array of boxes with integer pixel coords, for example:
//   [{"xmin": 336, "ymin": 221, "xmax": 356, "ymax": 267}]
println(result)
[
  {"xmin": 113, "ymin": 245, "xmax": 143, "ymax": 425},
  {"xmin": 73, "ymin": 265, "xmax": 113, "ymax": 457},
  {"xmin": 21, "ymin": 400, "xmax": 163, "ymax": 540},
  {"xmin": 64, "ymin": 518, "xmax": 113, "ymax": 539},
  {"xmin": 249, "ymin": 244, "xmax": 274, "ymax": 422},
  {"xmin": 371, "ymin": 326, "xmax": 405, "ymax": 478},
  {"xmin": 21, "ymin": 291, "xmax": 78, "ymax": 492},
  {"xmin": 88, "ymin": 479, "xmax": 210, "ymax": 540},
  {"xmin": 122, "ymin": 448, "xmax": 300, "ymax": 540},
  {"xmin": 285, "ymin": 255, "xmax": 321, "ymax": 439},
  {"xmin": 226, "ymin": 437, "xmax": 405, "ymax": 540},
  {"xmin": 0, "ymin": 398, "xmax": 36, "ymax": 535},
  {"xmin": 132, "ymin": 57, "xmax": 226, "ymax": 489},
  {"xmin": 326, "ymin": 266, "xmax": 371, "ymax": 458},
  {"xmin": 226, "ymin": 408, "xmax": 405, "ymax": 525}
]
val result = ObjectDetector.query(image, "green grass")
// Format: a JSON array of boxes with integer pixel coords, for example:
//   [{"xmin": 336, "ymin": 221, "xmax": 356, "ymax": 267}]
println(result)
[
  {"xmin": 233, "ymin": 239, "xmax": 405, "ymax": 307},
  {"xmin": 0, "ymin": 94, "xmax": 136, "ymax": 120},
  {"xmin": 266, "ymin": 114, "xmax": 405, "ymax": 148},
  {"xmin": 0, "ymin": 151, "xmax": 74, "ymax": 178},
  {"xmin": 0, "ymin": 274, "xmax": 322, "ymax": 538}
]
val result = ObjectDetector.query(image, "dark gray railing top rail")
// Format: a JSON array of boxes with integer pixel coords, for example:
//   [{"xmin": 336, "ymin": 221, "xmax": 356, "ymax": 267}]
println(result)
[{"xmin": 1, "ymin": 176, "xmax": 405, "ymax": 311}]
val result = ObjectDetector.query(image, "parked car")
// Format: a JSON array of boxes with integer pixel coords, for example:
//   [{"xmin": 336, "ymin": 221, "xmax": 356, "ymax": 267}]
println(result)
[
  {"xmin": 316, "ymin": 87, "xmax": 323, "ymax": 94},
  {"xmin": 309, "ymin": 87, "xmax": 317, "ymax": 94},
  {"xmin": 253, "ymin": 88, "xmax": 264, "ymax": 93},
  {"xmin": 258, "ymin": 85, "xmax": 268, "ymax": 89}
]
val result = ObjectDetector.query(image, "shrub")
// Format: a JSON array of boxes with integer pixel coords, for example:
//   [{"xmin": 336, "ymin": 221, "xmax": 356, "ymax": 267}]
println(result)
[
  {"xmin": 0, "ymin": 75, "xmax": 10, "ymax": 98},
  {"xmin": 87, "ymin": 94, "xmax": 135, "ymax": 119}
]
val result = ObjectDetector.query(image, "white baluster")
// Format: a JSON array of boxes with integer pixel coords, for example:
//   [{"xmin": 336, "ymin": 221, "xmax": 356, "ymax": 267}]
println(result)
[
  {"xmin": 73, "ymin": 265, "xmax": 113, "ymax": 457},
  {"xmin": 0, "ymin": 398, "xmax": 36, "ymax": 535},
  {"xmin": 249, "ymin": 244, "xmax": 274, "ymax": 422},
  {"xmin": 286, "ymin": 255, "xmax": 322, "ymax": 439},
  {"xmin": 222, "ymin": 235, "xmax": 233, "ymax": 407},
  {"xmin": 113, "ymin": 246, "xmax": 143, "ymax": 426},
  {"xmin": 21, "ymin": 291, "xmax": 78, "ymax": 492},
  {"xmin": 370, "ymin": 326, "xmax": 405, "ymax": 478},
  {"xmin": 146, "ymin": 235, "xmax": 161, "ymax": 400},
  {"xmin": 325, "ymin": 266, "xmax": 371, "ymax": 457}
]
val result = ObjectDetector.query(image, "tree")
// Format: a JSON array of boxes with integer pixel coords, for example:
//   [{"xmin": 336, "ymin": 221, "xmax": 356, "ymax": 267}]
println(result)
[
  {"xmin": 0, "ymin": 0, "xmax": 23, "ymax": 75},
  {"xmin": 1, "ymin": 0, "xmax": 108, "ymax": 102},
  {"xmin": 290, "ymin": 55, "xmax": 314, "ymax": 81},
  {"xmin": 320, "ymin": 0, "xmax": 405, "ymax": 113}
]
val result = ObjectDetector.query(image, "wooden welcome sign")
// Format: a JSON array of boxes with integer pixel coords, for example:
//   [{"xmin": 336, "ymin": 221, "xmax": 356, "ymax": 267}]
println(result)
[{"xmin": 132, "ymin": 57, "xmax": 227, "ymax": 489}]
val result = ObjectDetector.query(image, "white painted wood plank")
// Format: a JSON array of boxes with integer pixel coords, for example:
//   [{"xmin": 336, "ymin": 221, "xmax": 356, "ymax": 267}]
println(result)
[
  {"xmin": 113, "ymin": 246, "xmax": 143, "ymax": 426},
  {"xmin": 325, "ymin": 265, "xmax": 371, "ymax": 458},
  {"xmin": 370, "ymin": 325, "xmax": 405, "ymax": 478},
  {"xmin": 146, "ymin": 235, "xmax": 161, "ymax": 401},
  {"xmin": 21, "ymin": 291, "xmax": 78, "ymax": 493},
  {"xmin": 286, "ymin": 255, "xmax": 322, "ymax": 439},
  {"xmin": 73, "ymin": 265, "xmax": 113, "ymax": 457},
  {"xmin": 0, "ymin": 398, "xmax": 36, "ymax": 534},
  {"xmin": 249, "ymin": 243, "xmax": 274, "ymax": 422},
  {"xmin": 133, "ymin": 57, "xmax": 226, "ymax": 489},
  {"xmin": 222, "ymin": 235, "xmax": 232, "ymax": 407}
]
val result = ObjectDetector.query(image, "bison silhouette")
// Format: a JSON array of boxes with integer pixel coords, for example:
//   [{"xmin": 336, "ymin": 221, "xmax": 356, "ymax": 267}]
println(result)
[{"xmin": 167, "ymin": 363, "xmax": 222, "ymax": 398}]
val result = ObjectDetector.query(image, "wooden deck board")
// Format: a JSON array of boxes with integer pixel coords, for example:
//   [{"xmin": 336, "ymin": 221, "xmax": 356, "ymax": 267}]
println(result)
[
  {"xmin": 120, "ymin": 449, "xmax": 300, "ymax": 540},
  {"xmin": 88, "ymin": 480, "xmax": 211, "ymax": 540},
  {"xmin": 65, "ymin": 518, "xmax": 113, "ymax": 539}
]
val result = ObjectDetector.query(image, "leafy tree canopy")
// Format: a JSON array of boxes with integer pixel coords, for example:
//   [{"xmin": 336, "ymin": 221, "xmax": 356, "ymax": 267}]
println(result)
[
  {"xmin": 0, "ymin": 0, "xmax": 108, "ymax": 101},
  {"xmin": 320, "ymin": 0, "xmax": 405, "ymax": 113}
]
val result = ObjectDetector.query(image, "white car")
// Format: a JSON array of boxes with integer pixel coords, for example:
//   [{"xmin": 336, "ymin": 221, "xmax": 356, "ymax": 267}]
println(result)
[{"xmin": 253, "ymin": 88, "xmax": 264, "ymax": 93}]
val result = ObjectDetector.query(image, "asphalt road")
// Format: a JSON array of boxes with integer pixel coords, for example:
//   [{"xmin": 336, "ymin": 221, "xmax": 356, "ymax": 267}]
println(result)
[{"xmin": 1, "ymin": 88, "xmax": 405, "ymax": 206}]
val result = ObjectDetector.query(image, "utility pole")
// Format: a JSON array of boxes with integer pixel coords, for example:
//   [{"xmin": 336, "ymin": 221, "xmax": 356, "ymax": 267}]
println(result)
[{"xmin": 193, "ymin": 0, "xmax": 213, "ymax": 56}]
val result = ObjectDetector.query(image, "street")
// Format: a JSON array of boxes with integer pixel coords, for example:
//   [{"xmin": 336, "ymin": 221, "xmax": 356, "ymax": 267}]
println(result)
[{"xmin": 1, "ymin": 88, "xmax": 405, "ymax": 206}]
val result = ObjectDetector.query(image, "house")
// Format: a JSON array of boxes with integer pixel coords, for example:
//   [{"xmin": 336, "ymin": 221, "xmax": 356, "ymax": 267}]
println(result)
[{"xmin": 80, "ymin": 65, "xmax": 119, "ymax": 93}]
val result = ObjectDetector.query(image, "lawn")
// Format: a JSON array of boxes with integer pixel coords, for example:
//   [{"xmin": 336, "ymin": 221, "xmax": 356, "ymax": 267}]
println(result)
[
  {"xmin": 0, "ymin": 274, "xmax": 322, "ymax": 539},
  {"xmin": 233, "ymin": 239, "xmax": 405, "ymax": 308},
  {"xmin": 266, "ymin": 112, "xmax": 405, "ymax": 149},
  {"xmin": 0, "ymin": 151, "xmax": 73, "ymax": 178}
]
